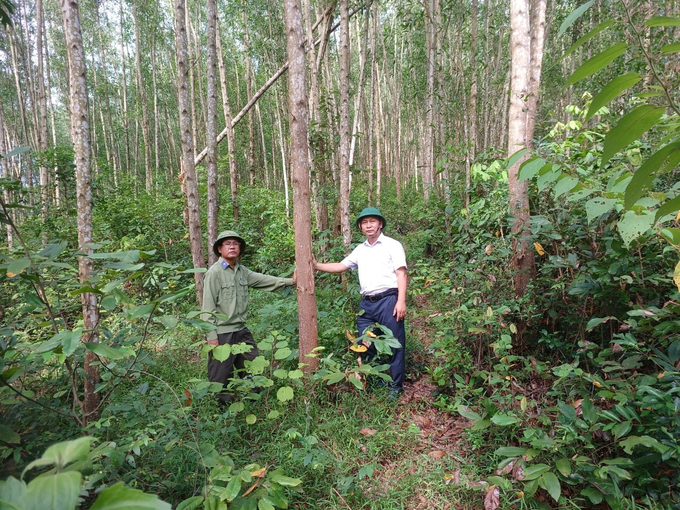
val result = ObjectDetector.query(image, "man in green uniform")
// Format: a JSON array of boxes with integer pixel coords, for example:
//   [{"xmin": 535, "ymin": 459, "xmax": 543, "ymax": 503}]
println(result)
[{"xmin": 202, "ymin": 230, "xmax": 296, "ymax": 404}]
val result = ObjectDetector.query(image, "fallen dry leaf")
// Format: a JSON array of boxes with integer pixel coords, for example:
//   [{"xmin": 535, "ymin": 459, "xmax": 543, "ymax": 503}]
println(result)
[
  {"xmin": 428, "ymin": 450, "xmax": 446, "ymax": 459},
  {"xmin": 251, "ymin": 467, "xmax": 266, "ymax": 478},
  {"xmin": 184, "ymin": 388, "xmax": 192, "ymax": 407},
  {"xmin": 359, "ymin": 428, "xmax": 377, "ymax": 437},
  {"xmin": 484, "ymin": 485, "xmax": 500, "ymax": 510}
]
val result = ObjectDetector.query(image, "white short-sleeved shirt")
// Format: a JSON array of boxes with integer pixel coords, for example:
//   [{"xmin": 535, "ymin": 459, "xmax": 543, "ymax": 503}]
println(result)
[{"xmin": 341, "ymin": 233, "xmax": 407, "ymax": 296}]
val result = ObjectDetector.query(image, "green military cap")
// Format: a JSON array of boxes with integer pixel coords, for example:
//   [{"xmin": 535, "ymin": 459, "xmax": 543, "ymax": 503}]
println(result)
[
  {"xmin": 355, "ymin": 207, "xmax": 387, "ymax": 229},
  {"xmin": 213, "ymin": 230, "xmax": 246, "ymax": 257}
]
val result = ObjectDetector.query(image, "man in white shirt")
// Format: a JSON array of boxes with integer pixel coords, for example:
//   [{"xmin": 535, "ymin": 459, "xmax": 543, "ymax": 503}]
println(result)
[{"xmin": 314, "ymin": 207, "xmax": 407, "ymax": 394}]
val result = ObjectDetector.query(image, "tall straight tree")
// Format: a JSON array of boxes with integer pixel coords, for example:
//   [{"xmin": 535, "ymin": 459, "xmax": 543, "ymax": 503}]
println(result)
[
  {"xmin": 175, "ymin": 0, "xmax": 205, "ymax": 304},
  {"xmin": 61, "ymin": 0, "xmax": 100, "ymax": 424},
  {"xmin": 205, "ymin": 0, "xmax": 219, "ymax": 266},
  {"xmin": 132, "ymin": 2, "xmax": 152, "ymax": 192},
  {"xmin": 338, "ymin": 0, "xmax": 351, "ymax": 247},
  {"xmin": 507, "ymin": 0, "xmax": 546, "ymax": 296},
  {"xmin": 36, "ymin": 0, "xmax": 50, "ymax": 244},
  {"xmin": 283, "ymin": 0, "xmax": 318, "ymax": 372}
]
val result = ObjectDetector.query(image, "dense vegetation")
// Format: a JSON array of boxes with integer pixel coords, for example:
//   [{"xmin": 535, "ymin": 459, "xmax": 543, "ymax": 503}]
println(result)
[{"xmin": 2, "ymin": 1, "xmax": 680, "ymax": 509}]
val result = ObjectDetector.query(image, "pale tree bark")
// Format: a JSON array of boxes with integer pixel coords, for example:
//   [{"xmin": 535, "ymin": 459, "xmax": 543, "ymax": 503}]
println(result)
[
  {"xmin": 507, "ymin": 0, "xmax": 545, "ymax": 297},
  {"xmin": 61, "ymin": 0, "xmax": 100, "ymax": 425},
  {"xmin": 0, "ymin": 105, "xmax": 13, "ymax": 248},
  {"xmin": 243, "ymin": 7, "xmax": 256, "ymax": 184},
  {"xmin": 284, "ymin": 0, "xmax": 318, "ymax": 372},
  {"xmin": 422, "ymin": 0, "xmax": 437, "ymax": 200},
  {"xmin": 118, "ymin": 0, "xmax": 130, "ymax": 175},
  {"xmin": 466, "ymin": 0, "xmax": 479, "ymax": 210},
  {"xmin": 36, "ymin": 0, "xmax": 50, "ymax": 244},
  {"xmin": 216, "ymin": 21, "xmax": 239, "ymax": 220},
  {"xmin": 132, "ymin": 3, "xmax": 152, "ymax": 192},
  {"xmin": 175, "ymin": 0, "xmax": 205, "ymax": 304},
  {"xmin": 338, "ymin": 0, "xmax": 351, "ymax": 247},
  {"xmin": 349, "ymin": 11, "xmax": 368, "ymax": 168},
  {"xmin": 206, "ymin": 0, "xmax": 219, "ymax": 266}
]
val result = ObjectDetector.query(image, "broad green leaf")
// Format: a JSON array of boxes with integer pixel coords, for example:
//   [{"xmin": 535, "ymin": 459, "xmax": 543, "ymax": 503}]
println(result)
[
  {"xmin": 624, "ymin": 142, "xmax": 680, "ymax": 209},
  {"xmin": 6, "ymin": 258, "xmax": 30, "ymax": 277},
  {"xmin": 457, "ymin": 405, "xmax": 482, "ymax": 421},
  {"xmin": 537, "ymin": 166, "xmax": 562, "ymax": 192},
  {"xmin": 655, "ymin": 195, "xmax": 680, "ymax": 223},
  {"xmin": 88, "ymin": 250, "xmax": 140, "ymax": 262},
  {"xmin": 222, "ymin": 476, "xmax": 242, "ymax": 502},
  {"xmin": 90, "ymin": 482, "xmax": 171, "ymax": 510},
  {"xmin": 559, "ymin": 0, "xmax": 595, "ymax": 36},
  {"xmin": 490, "ymin": 414, "xmax": 520, "ymax": 426},
  {"xmin": 539, "ymin": 472, "xmax": 561, "ymax": 502},
  {"xmin": 660, "ymin": 228, "xmax": 680, "ymax": 247},
  {"xmin": 245, "ymin": 414, "xmax": 257, "ymax": 425},
  {"xmin": 276, "ymin": 386, "xmax": 294, "ymax": 402},
  {"xmin": 325, "ymin": 372, "xmax": 346, "ymax": 385},
  {"xmin": 212, "ymin": 345, "xmax": 232, "ymax": 363},
  {"xmin": 613, "ymin": 421, "xmax": 632, "ymax": 440},
  {"xmin": 288, "ymin": 369, "xmax": 304, "ymax": 379},
  {"xmin": 104, "ymin": 262, "xmax": 145, "ymax": 271},
  {"xmin": 25, "ymin": 472, "xmax": 80, "ymax": 510},
  {"xmin": 84, "ymin": 342, "xmax": 128, "ymax": 360},
  {"xmin": 102, "ymin": 280, "xmax": 126, "ymax": 293},
  {"xmin": 269, "ymin": 473, "xmax": 302, "ymax": 487},
  {"xmin": 25, "ymin": 437, "xmax": 94, "ymax": 472},
  {"xmin": 582, "ymin": 487, "xmax": 604, "ymax": 504},
  {"xmin": 555, "ymin": 458, "xmax": 571, "ymax": 477},
  {"xmin": 517, "ymin": 157, "xmax": 547, "ymax": 182},
  {"xmin": 586, "ymin": 73, "xmax": 642, "ymax": 121},
  {"xmin": 661, "ymin": 42, "xmax": 680, "ymax": 54},
  {"xmin": 39, "ymin": 242, "xmax": 68, "ymax": 260},
  {"xmin": 4, "ymin": 146, "xmax": 31, "ymax": 158},
  {"xmin": 566, "ymin": 43, "xmax": 627, "ymax": 87},
  {"xmin": 126, "ymin": 304, "xmax": 156, "ymax": 320},
  {"xmin": 34, "ymin": 331, "xmax": 70, "ymax": 354},
  {"xmin": 495, "ymin": 446, "xmax": 528, "ymax": 457},
  {"xmin": 0, "ymin": 424, "xmax": 20, "ymax": 444},
  {"xmin": 564, "ymin": 20, "xmax": 615, "ymax": 59},
  {"xmin": 553, "ymin": 176, "xmax": 578, "ymax": 199},
  {"xmin": 620, "ymin": 435, "xmax": 669, "ymax": 454},
  {"xmin": 61, "ymin": 328, "xmax": 83, "ymax": 357},
  {"xmin": 585, "ymin": 197, "xmax": 618, "ymax": 223},
  {"xmin": 258, "ymin": 500, "xmax": 275, "ymax": 510},
  {"xmin": 601, "ymin": 105, "xmax": 665, "ymax": 167},
  {"xmin": 0, "ymin": 476, "xmax": 26, "ymax": 510},
  {"xmin": 157, "ymin": 315, "xmax": 179, "ymax": 329},
  {"xmin": 646, "ymin": 16, "xmax": 680, "ymax": 27},
  {"xmin": 470, "ymin": 419, "xmax": 491, "ymax": 431},
  {"xmin": 522, "ymin": 464, "xmax": 551, "ymax": 481},
  {"xmin": 274, "ymin": 347, "xmax": 292, "ymax": 360},
  {"xmin": 585, "ymin": 316, "xmax": 616, "ymax": 331},
  {"xmin": 349, "ymin": 376, "xmax": 363, "ymax": 390},
  {"xmin": 101, "ymin": 295, "xmax": 117, "ymax": 310},
  {"xmin": 618, "ymin": 210, "xmax": 655, "ymax": 246},
  {"xmin": 175, "ymin": 496, "xmax": 204, "ymax": 510},
  {"xmin": 506, "ymin": 148, "xmax": 530, "ymax": 169}
]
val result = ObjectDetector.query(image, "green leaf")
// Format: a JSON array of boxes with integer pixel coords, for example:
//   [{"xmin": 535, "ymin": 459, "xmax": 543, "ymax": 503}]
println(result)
[
  {"xmin": 222, "ymin": 476, "xmax": 242, "ymax": 502},
  {"xmin": 258, "ymin": 500, "xmax": 275, "ymax": 510},
  {"xmin": 212, "ymin": 345, "xmax": 232, "ymax": 363},
  {"xmin": 582, "ymin": 487, "xmax": 604, "ymax": 504},
  {"xmin": 612, "ymin": 421, "xmax": 632, "ymax": 440},
  {"xmin": 522, "ymin": 464, "xmax": 551, "ymax": 481},
  {"xmin": 274, "ymin": 347, "xmax": 292, "ymax": 360},
  {"xmin": 539, "ymin": 472, "xmax": 561, "ymax": 502},
  {"xmin": 564, "ymin": 20, "xmax": 616, "ymax": 59},
  {"xmin": 655, "ymin": 195, "xmax": 680, "ymax": 223},
  {"xmin": 25, "ymin": 437, "xmax": 94, "ymax": 473},
  {"xmin": 495, "ymin": 446, "xmax": 528, "ymax": 457},
  {"xmin": 457, "ymin": 405, "xmax": 482, "ymax": 422},
  {"xmin": 585, "ymin": 316, "xmax": 616, "ymax": 331},
  {"xmin": 553, "ymin": 176, "xmax": 579, "ymax": 199},
  {"xmin": 601, "ymin": 105, "xmax": 665, "ymax": 167},
  {"xmin": 618, "ymin": 210, "xmax": 655, "ymax": 246},
  {"xmin": 84, "ymin": 343, "xmax": 128, "ymax": 360},
  {"xmin": 490, "ymin": 414, "xmax": 520, "ymax": 426},
  {"xmin": 661, "ymin": 42, "xmax": 680, "ymax": 54},
  {"xmin": 624, "ymin": 142, "xmax": 680, "ymax": 209},
  {"xmin": 646, "ymin": 16, "xmax": 680, "ymax": 27},
  {"xmin": 276, "ymin": 386, "xmax": 294, "ymax": 402},
  {"xmin": 585, "ymin": 197, "xmax": 618, "ymax": 223},
  {"xmin": 101, "ymin": 295, "xmax": 117, "ymax": 310},
  {"xmin": 517, "ymin": 157, "xmax": 547, "ymax": 182},
  {"xmin": 176, "ymin": 496, "xmax": 204, "ymax": 510},
  {"xmin": 4, "ymin": 146, "xmax": 31, "ymax": 158},
  {"xmin": 39, "ymin": 242, "xmax": 68, "ymax": 260},
  {"xmin": 555, "ymin": 458, "xmax": 571, "ymax": 477},
  {"xmin": 6, "ymin": 258, "xmax": 30, "ymax": 277},
  {"xmin": 269, "ymin": 473, "xmax": 302, "ymax": 487},
  {"xmin": 620, "ymin": 435, "xmax": 670, "ymax": 455},
  {"xmin": 325, "ymin": 372, "xmax": 346, "ymax": 385},
  {"xmin": 660, "ymin": 228, "xmax": 680, "ymax": 247},
  {"xmin": 61, "ymin": 329, "xmax": 83, "ymax": 357},
  {"xmin": 559, "ymin": 0, "xmax": 595, "ymax": 35},
  {"xmin": 25, "ymin": 472, "xmax": 81, "ymax": 510},
  {"xmin": 126, "ymin": 303, "xmax": 156, "ymax": 320},
  {"xmin": 246, "ymin": 414, "xmax": 257, "ymax": 425},
  {"xmin": 506, "ymin": 148, "xmax": 530, "ymax": 169},
  {"xmin": 566, "ymin": 43, "xmax": 627, "ymax": 87},
  {"xmin": 89, "ymin": 482, "xmax": 172, "ymax": 509},
  {"xmin": 0, "ymin": 476, "xmax": 26, "ymax": 510},
  {"xmin": 586, "ymin": 73, "xmax": 642, "ymax": 121},
  {"xmin": 0, "ymin": 424, "xmax": 20, "ymax": 444}
]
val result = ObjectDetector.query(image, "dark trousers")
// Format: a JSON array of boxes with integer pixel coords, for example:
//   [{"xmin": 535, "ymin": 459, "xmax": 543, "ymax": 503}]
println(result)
[
  {"xmin": 207, "ymin": 329, "xmax": 258, "ymax": 403},
  {"xmin": 357, "ymin": 292, "xmax": 406, "ymax": 391}
]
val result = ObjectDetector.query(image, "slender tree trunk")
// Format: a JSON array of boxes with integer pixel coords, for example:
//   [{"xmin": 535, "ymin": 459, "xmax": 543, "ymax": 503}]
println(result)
[
  {"xmin": 216, "ymin": 21, "xmax": 239, "ymax": 220},
  {"xmin": 206, "ymin": 0, "xmax": 219, "ymax": 266},
  {"xmin": 132, "ymin": 3, "xmax": 152, "ymax": 192},
  {"xmin": 422, "ymin": 0, "xmax": 437, "ymax": 200},
  {"xmin": 119, "ymin": 0, "xmax": 130, "ymax": 176},
  {"xmin": 0, "ymin": 105, "xmax": 13, "ymax": 248},
  {"xmin": 507, "ymin": 0, "xmax": 539, "ymax": 297},
  {"xmin": 175, "ymin": 0, "xmax": 205, "ymax": 304},
  {"xmin": 243, "ymin": 8, "xmax": 256, "ymax": 184},
  {"xmin": 284, "ymin": 0, "xmax": 318, "ymax": 372},
  {"xmin": 338, "ymin": 0, "xmax": 351, "ymax": 247},
  {"xmin": 36, "ymin": 0, "xmax": 50, "ymax": 244},
  {"xmin": 61, "ymin": 0, "xmax": 100, "ymax": 425}
]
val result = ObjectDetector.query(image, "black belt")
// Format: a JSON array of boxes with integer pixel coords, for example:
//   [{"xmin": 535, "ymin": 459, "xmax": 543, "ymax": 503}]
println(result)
[{"xmin": 362, "ymin": 288, "xmax": 398, "ymax": 302}]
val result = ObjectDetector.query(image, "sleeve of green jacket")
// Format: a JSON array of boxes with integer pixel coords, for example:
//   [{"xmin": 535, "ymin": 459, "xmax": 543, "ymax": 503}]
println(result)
[
  {"xmin": 245, "ymin": 269, "xmax": 294, "ymax": 291},
  {"xmin": 201, "ymin": 270, "xmax": 221, "ymax": 342}
]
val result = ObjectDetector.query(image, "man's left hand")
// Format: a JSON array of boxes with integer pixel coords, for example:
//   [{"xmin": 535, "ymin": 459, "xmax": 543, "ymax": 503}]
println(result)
[{"xmin": 393, "ymin": 301, "xmax": 406, "ymax": 322}]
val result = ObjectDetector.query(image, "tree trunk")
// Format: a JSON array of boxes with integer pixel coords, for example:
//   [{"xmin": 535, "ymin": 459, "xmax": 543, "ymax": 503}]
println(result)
[
  {"xmin": 507, "ymin": 0, "xmax": 539, "ymax": 297},
  {"xmin": 132, "ymin": 3, "xmax": 152, "ymax": 192},
  {"xmin": 243, "ymin": 7, "xmax": 256, "ymax": 185},
  {"xmin": 36, "ymin": 0, "xmax": 50, "ymax": 244},
  {"xmin": 338, "ymin": 0, "xmax": 351, "ymax": 247},
  {"xmin": 422, "ymin": 0, "xmax": 437, "ymax": 200},
  {"xmin": 283, "ymin": 0, "xmax": 318, "ymax": 373},
  {"xmin": 206, "ymin": 0, "xmax": 219, "ymax": 266},
  {"xmin": 61, "ymin": 0, "xmax": 100, "ymax": 425},
  {"xmin": 175, "ymin": 0, "xmax": 205, "ymax": 304}
]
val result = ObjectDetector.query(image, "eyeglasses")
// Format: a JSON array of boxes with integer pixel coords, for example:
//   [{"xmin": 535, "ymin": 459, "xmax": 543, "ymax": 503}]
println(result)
[{"xmin": 222, "ymin": 241, "xmax": 241, "ymax": 247}]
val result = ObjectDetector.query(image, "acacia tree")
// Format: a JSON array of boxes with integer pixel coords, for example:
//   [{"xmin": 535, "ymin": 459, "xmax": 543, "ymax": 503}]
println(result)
[
  {"xmin": 283, "ymin": 0, "xmax": 318, "ymax": 372},
  {"xmin": 61, "ymin": 0, "xmax": 100, "ymax": 423},
  {"xmin": 507, "ymin": 0, "xmax": 546, "ymax": 296}
]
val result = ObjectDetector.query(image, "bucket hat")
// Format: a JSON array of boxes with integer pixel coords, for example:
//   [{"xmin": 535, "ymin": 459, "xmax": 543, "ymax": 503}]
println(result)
[
  {"xmin": 213, "ymin": 230, "xmax": 246, "ymax": 257},
  {"xmin": 355, "ymin": 207, "xmax": 387, "ymax": 229}
]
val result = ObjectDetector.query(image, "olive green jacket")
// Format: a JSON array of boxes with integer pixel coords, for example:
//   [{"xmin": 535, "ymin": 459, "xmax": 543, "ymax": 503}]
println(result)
[{"xmin": 201, "ymin": 259, "xmax": 294, "ymax": 341}]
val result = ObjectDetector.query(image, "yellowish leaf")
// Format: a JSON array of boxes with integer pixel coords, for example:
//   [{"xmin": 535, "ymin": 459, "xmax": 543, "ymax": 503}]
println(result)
[
  {"xmin": 485, "ymin": 244, "xmax": 493, "ymax": 255},
  {"xmin": 251, "ymin": 467, "xmax": 266, "ymax": 478},
  {"xmin": 366, "ymin": 331, "xmax": 377, "ymax": 338},
  {"xmin": 350, "ymin": 344, "xmax": 368, "ymax": 353},
  {"xmin": 345, "ymin": 329, "xmax": 356, "ymax": 341},
  {"xmin": 6, "ymin": 272, "xmax": 17, "ymax": 278},
  {"xmin": 674, "ymin": 261, "xmax": 680, "ymax": 292},
  {"xmin": 533, "ymin": 242, "xmax": 545, "ymax": 256}
]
